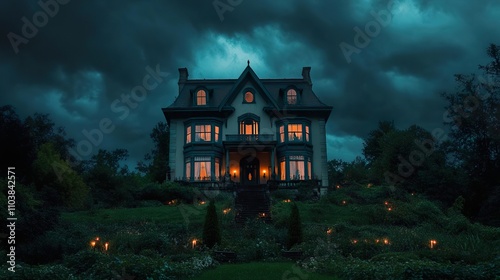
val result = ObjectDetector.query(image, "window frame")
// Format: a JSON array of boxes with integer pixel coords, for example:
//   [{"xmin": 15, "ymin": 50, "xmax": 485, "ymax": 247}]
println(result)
[
  {"xmin": 195, "ymin": 89, "xmax": 207, "ymax": 106},
  {"xmin": 184, "ymin": 120, "xmax": 222, "ymax": 144}
]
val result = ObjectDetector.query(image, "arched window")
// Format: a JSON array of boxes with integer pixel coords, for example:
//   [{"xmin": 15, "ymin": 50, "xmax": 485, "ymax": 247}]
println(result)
[
  {"xmin": 286, "ymin": 89, "xmax": 297, "ymax": 105},
  {"xmin": 196, "ymin": 89, "xmax": 207, "ymax": 105},
  {"xmin": 240, "ymin": 119, "xmax": 259, "ymax": 135},
  {"xmin": 238, "ymin": 113, "xmax": 260, "ymax": 135}
]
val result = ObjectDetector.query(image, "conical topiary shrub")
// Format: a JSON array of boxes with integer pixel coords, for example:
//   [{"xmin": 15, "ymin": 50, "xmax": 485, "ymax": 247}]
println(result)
[
  {"xmin": 202, "ymin": 200, "xmax": 221, "ymax": 248},
  {"xmin": 286, "ymin": 203, "xmax": 303, "ymax": 249}
]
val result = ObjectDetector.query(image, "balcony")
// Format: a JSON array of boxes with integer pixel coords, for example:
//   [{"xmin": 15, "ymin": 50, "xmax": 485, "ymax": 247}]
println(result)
[{"xmin": 225, "ymin": 134, "xmax": 274, "ymax": 142}]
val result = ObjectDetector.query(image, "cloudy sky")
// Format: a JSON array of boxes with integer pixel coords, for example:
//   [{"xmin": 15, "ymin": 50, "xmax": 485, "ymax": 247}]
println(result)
[{"xmin": 1, "ymin": 0, "xmax": 499, "ymax": 167}]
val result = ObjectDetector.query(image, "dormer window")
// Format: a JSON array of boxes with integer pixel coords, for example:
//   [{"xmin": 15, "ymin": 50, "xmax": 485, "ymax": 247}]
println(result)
[
  {"xmin": 286, "ymin": 89, "xmax": 297, "ymax": 105},
  {"xmin": 196, "ymin": 89, "xmax": 207, "ymax": 105},
  {"xmin": 244, "ymin": 91, "xmax": 254, "ymax": 103}
]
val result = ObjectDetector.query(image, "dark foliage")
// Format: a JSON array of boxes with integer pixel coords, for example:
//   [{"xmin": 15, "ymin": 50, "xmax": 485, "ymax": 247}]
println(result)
[
  {"xmin": 202, "ymin": 200, "xmax": 221, "ymax": 248},
  {"xmin": 286, "ymin": 203, "xmax": 303, "ymax": 249}
]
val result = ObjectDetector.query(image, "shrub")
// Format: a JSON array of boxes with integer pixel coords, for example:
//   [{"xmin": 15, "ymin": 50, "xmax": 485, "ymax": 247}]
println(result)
[
  {"xmin": 202, "ymin": 200, "xmax": 221, "ymax": 248},
  {"xmin": 287, "ymin": 203, "xmax": 303, "ymax": 249}
]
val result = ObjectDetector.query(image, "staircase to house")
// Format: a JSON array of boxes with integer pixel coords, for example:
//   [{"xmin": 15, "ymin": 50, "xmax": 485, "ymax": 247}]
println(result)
[{"xmin": 234, "ymin": 184, "xmax": 271, "ymax": 223}]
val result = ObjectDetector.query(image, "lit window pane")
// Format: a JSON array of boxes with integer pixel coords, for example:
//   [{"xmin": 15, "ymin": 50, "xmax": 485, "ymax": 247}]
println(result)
[
  {"xmin": 287, "ymin": 89, "xmax": 297, "ymax": 104},
  {"xmin": 244, "ymin": 91, "xmax": 254, "ymax": 103},
  {"xmin": 186, "ymin": 126, "xmax": 191, "ymax": 143},
  {"xmin": 196, "ymin": 90, "xmax": 207, "ymax": 105},
  {"xmin": 288, "ymin": 124, "xmax": 303, "ymax": 141},
  {"xmin": 279, "ymin": 125, "xmax": 284, "ymax": 142}
]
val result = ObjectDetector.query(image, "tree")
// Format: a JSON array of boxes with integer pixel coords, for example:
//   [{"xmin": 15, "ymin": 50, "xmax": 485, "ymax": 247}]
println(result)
[
  {"xmin": 33, "ymin": 143, "xmax": 89, "ymax": 209},
  {"xmin": 442, "ymin": 44, "xmax": 500, "ymax": 222},
  {"xmin": 137, "ymin": 122, "xmax": 169, "ymax": 183},
  {"xmin": 0, "ymin": 106, "xmax": 36, "ymax": 183},
  {"xmin": 202, "ymin": 200, "xmax": 221, "ymax": 248},
  {"xmin": 363, "ymin": 121, "xmax": 396, "ymax": 165},
  {"xmin": 286, "ymin": 203, "xmax": 303, "ymax": 249},
  {"xmin": 84, "ymin": 149, "xmax": 133, "ymax": 207}
]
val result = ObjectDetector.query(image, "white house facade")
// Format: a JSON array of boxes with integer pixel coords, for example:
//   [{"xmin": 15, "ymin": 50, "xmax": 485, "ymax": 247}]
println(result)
[{"xmin": 162, "ymin": 64, "xmax": 332, "ymax": 192}]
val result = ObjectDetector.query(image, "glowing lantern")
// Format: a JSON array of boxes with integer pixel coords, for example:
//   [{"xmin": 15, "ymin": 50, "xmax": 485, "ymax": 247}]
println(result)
[
  {"xmin": 342, "ymin": 200, "xmax": 347, "ymax": 205},
  {"xmin": 283, "ymin": 199, "xmax": 291, "ymax": 203},
  {"xmin": 384, "ymin": 201, "xmax": 389, "ymax": 205},
  {"xmin": 90, "ymin": 240, "xmax": 96, "ymax": 248},
  {"xmin": 383, "ymin": 238, "xmax": 389, "ymax": 245},
  {"xmin": 223, "ymin": 208, "xmax": 231, "ymax": 214},
  {"xmin": 326, "ymin": 228, "xmax": 333, "ymax": 235},
  {"xmin": 192, "ymin": 239, "xmax": 197, "ymax": 249},
  {"xmin": 387, "ymin": 207, "xmax": 392, "ymax": 211},
  {"xmin": 336, "ymin": 185, "xmax": 341, "ymax": 189},
  {"xmin": 199, "ymin": 201, "xmax": 206, "ymax": 205},
  {"xmin": 258, "ymin": 212, "xmax": 267, "ymax": 218},
  {"xmin": 95, "ymin": 237, "xmax": 100, "ymax": 241},
  {"xmin": 352, "ymin": 239, "xmax": 358, "ymax": 244},
  {"xmin": 430, "ymin": 240, "xmax": 437, "ymax": 249},
  {"xmin": 104, "ymin": 242, "xmax": 109, "ymax": 251}
]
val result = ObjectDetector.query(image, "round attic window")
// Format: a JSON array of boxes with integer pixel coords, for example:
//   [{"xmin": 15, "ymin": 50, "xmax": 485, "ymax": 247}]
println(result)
[{"xmin": 244, "ymin": 91, "xmax": 254, "ymax": 103}]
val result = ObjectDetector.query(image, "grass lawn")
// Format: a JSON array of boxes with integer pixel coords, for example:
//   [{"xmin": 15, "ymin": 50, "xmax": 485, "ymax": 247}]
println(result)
[
  {"xmin": 62, "ymin": 204, "xmax": 208, "ymax": 224},
  {"xmin": 192, "ymin": 262, "xmax": 337, "ymax": 280}
]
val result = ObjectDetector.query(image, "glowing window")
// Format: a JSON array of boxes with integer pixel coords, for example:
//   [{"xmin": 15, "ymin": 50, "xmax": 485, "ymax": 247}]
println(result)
[
  {"xmin": 279, "ymin": 125, "xmax": 284, "ymax": 142},
  {"xmin": 288, "ymin": 124, "xmax": 303, "ymax": 141},
  {"xmin": 196, "ymin": 90, "xmax": 207, "ymax": 105},
  {"xmin": 244, "ymin": 91, "xmax": 254, "ymax": 103},
  {"xmin": 186, "ymin": 126, "xmax": 191, "ymax": 143},
  {"xmin": 195, "ymin": 125, "xmax": 211, "ymax": 141},
  {"xmin": 240, "ymin": 119, "xmax": 259, "ymax": 135},
  {"xmin": 215, "ymin": 126, "xmax": 220, "ymax": 142},
  {"xmin": 286, "ymin": 89, "xmax": 297, "ymax": 105}
]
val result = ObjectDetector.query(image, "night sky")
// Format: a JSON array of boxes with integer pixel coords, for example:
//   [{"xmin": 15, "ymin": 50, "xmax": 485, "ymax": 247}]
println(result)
[{"xmin": 1, "ymin": 0, "xmax": 499, "ymax": 167}]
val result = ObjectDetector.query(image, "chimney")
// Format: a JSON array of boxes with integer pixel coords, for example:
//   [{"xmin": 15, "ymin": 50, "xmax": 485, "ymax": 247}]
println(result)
[
  {"xmin": 302, "ymin": 66, "xmax": 312, "ymax": 85},
  {"xmin": 178, "ymin": 68, "xmax": 188, "ymax": 92}
]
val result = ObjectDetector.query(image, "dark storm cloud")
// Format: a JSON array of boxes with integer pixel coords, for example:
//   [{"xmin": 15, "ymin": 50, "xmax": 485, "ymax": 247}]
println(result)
[{"xmin": 1, "ymin": 0, "xmax": 499, "ymax": 164}]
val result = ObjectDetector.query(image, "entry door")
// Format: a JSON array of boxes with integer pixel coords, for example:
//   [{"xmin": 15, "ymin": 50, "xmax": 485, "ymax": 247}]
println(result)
[{"xmin": 240, "ymin": 157, "xmax": 259, "ymax": 185}]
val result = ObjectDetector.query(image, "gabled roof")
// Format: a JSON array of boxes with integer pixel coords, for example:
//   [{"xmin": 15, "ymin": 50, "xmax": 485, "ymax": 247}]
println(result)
[
  {"xmin": 162, "ymin": 65, "xmax": 332, "ymax": 121},
  {"xmin": 217, "ymin": 65, "xmax": 280, "ymax": 110}
]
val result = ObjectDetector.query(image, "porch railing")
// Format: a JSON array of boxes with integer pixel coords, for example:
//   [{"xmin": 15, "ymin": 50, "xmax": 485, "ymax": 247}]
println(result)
[{"xmin": 225, "ymin": 134, "xmax": 274, "ymax": 142}]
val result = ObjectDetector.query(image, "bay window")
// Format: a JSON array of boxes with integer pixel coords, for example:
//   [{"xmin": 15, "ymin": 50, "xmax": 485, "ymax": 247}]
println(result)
[
  {"xmin": 277, "ymin": 121, "xmax": 311, "ymax": 143},
  {"xmin": 185, "ymin": 122, "xmax": 221, "ymax": 144},
  {"xmin": 185, "ymin": 156, "xmax": 221, "ymax": 181},
  {"xmin": 279, "ymin": 155, "xmax": 313, "ymax": 180}
]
